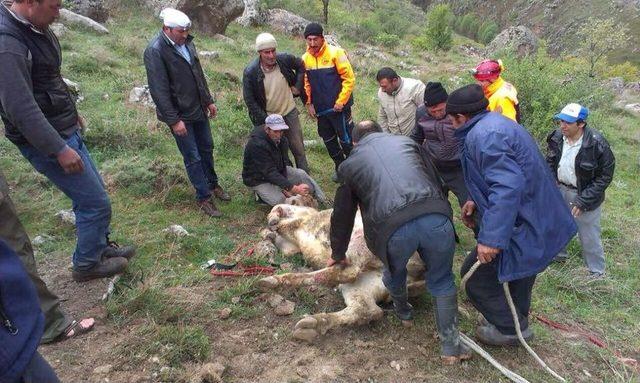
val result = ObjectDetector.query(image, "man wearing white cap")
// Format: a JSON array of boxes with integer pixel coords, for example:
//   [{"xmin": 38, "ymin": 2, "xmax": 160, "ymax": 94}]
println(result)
[
  {"xmin": 144, "ymin": 7, "xmax": 230, "ymax": 218},
  {"xmin": 546, "ymin": 103, "xmax": 615, "ymax": 277},
  {"xmin": 242, "ymin": 33, "xmax": 310, "ymax": 173},
  {"xmin": 242, "ymin": 114, "xmax": 326, "ymax": 206}
]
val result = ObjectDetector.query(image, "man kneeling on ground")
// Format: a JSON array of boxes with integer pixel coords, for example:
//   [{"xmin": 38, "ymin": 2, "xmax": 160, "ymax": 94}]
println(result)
[{"xmin": 242, "ymin": 114, "xmax": 327, "ymax": 206}]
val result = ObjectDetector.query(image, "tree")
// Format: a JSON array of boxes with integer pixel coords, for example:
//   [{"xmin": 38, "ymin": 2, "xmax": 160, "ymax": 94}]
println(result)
[
  {"xmin": 577, "ymin": 17, "xmax": 630, "ymax": 77},
  {"xmin": 425, "ymin": 4, "xmax": 453, "ymax": 52},
  {"xmin": 321, "ymin": 0, "xmax": 329, "ymax": 24}
]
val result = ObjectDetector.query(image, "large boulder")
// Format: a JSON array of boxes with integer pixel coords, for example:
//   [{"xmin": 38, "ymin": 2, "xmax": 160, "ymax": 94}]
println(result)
[
  {"xmin": 59, "ymin": 8, "xmax": 109, "ymax": 34},
  {"xmin": 486, "ymin": 26, "xmax": 539, "ymax": 57},
  {"xmin": 236, "ymin": 0, "xmax": 266, "ymax": 27},
  {"xmin": 263, "ymin": 8, "xmax": 310, "ymax": 36},
  {"xmin": 65, "ymin": 0, "xmax": 109, "ymax": 23},
  {"xmin": 144, "ymin": 0, "xmax": 244, "ymax": 35}
]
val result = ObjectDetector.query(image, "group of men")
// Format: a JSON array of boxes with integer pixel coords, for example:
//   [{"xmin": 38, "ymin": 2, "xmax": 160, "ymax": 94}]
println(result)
[{"xmin": 0, "ymin": 0, "xmax": 616, "ymax": 380}]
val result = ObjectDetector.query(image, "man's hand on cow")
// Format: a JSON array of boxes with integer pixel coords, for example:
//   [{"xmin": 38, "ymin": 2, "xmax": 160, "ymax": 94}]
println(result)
[
  {"xmin": 57, "ymin": 145, "xmax": 85, "ymax": 174},
  {"xmin": 327, "ymin": 257, "xmax": 350, "ymax": 268},
  {"xmin": 171, "ymin": 120, "xmax": 188, "ymax": 137},
  {"xmin": 290, "ymin": 86, "xmax": 300, "ymax": 96},
  {"xmin": 291, "ymin": 183, "xmax": 311, "ymax": 195},
  {"xmin": 306, "ymin": 104, "xmax": 317, "ymax": 119},
  {"xmin": 207, "ymin": 103, "xmax": 218, "ymax": 119},
  {"xmin": 461, "ymin": 200, "xmax": 476, "ymax": 229},
  {"xmin": 476, "ymin": 243, "xmax": 500, "ymax": 264},
  {"xmin": 333, "ymin": 102, "xmax": 344, "ymax": 112}
]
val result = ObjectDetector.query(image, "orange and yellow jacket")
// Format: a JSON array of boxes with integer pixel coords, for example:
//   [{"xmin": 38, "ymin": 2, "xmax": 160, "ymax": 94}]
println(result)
[
  {"xmin": 484, "ymin": 76, "xmax": 519, "ymax": 122},
  {"xmin": 302, "ymin": 42, "xmax": 355, "ymax": 112}
]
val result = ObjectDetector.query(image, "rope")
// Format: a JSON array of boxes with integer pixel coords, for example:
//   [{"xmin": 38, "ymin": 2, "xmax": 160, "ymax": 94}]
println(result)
[
  {"xmin": 315, "ymin": 108, "xmax": 352, "ymax": 145},
  {"xmin": 461, "ymin": 259, "xmax": 567, "ymax": 383},
  {"xmin": 459, "ymin": 333, "xmax": 531, "ymax": 383}
]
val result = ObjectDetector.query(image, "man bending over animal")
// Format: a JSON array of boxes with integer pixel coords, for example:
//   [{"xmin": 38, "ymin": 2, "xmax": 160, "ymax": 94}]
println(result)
[
  {"xmin": 329, "ymin": 120, "xmax": 471, "ymax": 364},
  {"xmin": 242, "ymin": 114, "xmax": 327, "ymax": 206}
]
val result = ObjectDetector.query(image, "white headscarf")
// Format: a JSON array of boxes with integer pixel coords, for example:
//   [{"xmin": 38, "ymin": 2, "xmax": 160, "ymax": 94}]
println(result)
[{"xmin": 159, "ymin": 8, "xmax": 191, "ymax": 28}]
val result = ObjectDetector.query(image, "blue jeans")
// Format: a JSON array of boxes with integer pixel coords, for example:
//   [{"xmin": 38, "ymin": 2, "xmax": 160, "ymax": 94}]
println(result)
[
  {"xmin": 172, "ymin": 119, "xmax": 219, "ymax": 201},
  {"xmin": 18, "ymin": 132, "xmax": 111, "ymax": 271},
  {"xmin": 18, "ymin": 351, "xmax": 60, "ymax": 383},
  {"xmin": 383, "ymin": 213, "xmax": 456, "ymax": 298}
]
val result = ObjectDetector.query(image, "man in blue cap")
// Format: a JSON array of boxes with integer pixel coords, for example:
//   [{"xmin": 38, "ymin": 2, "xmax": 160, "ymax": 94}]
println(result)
[{"xmin": 546, "ymin": 103, "xmax": 615, "ymax": 277}]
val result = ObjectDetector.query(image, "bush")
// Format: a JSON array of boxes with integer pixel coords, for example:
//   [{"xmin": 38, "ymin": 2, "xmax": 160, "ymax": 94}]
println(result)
[
  {"xmin": 501, "ymin": 48, "xmax": 612, "ymax": 141},
  {"xmin": 600, "ymin": 61, "xmax": 640, "ymax": 82},
  {"xmin": 458, "ymin": 13, "xmax": 477, "ymax": 37},
  {"xmin": 425, "ymin": 4, "xmax": 453, "ymax": 52},
  {"xmin": 375, "ymin": 33, "xmax": 400, "ymax": 48},
  {"xmin": 478, "ymin": 21, "xmax": 500, "ymax": 44}
]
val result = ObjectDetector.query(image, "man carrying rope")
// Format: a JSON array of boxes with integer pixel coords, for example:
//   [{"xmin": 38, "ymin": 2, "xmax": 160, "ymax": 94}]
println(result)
[{"xmin": 446, "ymin": 85, "xmax": 577, "ymax": 346}]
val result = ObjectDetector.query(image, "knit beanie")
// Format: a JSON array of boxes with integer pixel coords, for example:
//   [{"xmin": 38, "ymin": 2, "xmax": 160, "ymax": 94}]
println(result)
[
  {"xmin": 423, "ymin": 82, "xmax": 448, "ymax": 107},
  {"xmin": 445, "ymin": 84, "xmax": 489, "ymax": 115},
  {"xmin": 255, "ymin": 32, "xmax": 277, "ymax": 52},
  {"xmin": 304, "ymin": 23, "xmax": 324, "ymax": 38}
]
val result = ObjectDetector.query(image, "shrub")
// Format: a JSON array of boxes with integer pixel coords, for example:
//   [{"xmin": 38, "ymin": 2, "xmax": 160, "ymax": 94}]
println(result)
[
  {"xmin": 375, "ymin": 33, "xmax": 400, "ymax": 48},
  {"xmin": 458, "ymin": 13, "xmax": 477, "ymax": 37},
  {"xmin": 600, "ymin": 61, "xmax": 640, "ymax": 82},
  {"xmin": 425, "ymin": 4, "xmax": 453, "ymax": 52},
  {"xmin": 478, "ymin": 21, "xmax": 500, "ymax": 44}
]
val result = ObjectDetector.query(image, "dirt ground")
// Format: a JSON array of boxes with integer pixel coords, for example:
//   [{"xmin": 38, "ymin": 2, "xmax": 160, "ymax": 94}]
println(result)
[{"xmin": 35, "ymin": 246, "xmax": 631, "ymax": 383}]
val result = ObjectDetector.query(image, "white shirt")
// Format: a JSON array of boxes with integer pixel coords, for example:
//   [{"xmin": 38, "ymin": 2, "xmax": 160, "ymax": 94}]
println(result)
[
  {"xmin": 557, "ymin": 134, "xmax": 583, "ymax": 187},
  {"xmin": 377, "ymin": 77, "xmax": 425, "ymax": 136}
]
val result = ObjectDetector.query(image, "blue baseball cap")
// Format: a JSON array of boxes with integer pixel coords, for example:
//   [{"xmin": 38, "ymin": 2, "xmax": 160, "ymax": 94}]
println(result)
[{"xmin": 554, "ymin": 103, "xmax": 589, "ymax": 123}]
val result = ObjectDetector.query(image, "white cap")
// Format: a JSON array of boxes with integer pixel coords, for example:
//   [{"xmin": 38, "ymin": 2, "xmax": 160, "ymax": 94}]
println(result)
[
  {"xmin": 160, "ymin": 8, "xmax": 191, "ymax": 29},
  {"xmin": 255, "ymin": 32, "xmax": 277, "ymax": 52}
]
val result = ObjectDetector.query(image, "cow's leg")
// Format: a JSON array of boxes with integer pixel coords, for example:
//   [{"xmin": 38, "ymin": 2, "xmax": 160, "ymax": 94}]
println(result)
[
  {"xmin": 292, "ymin": 271, "xmax": 386, "ymax": 342},
  {"xmin": 257, "ymin": 264, "xmax": 362, "ymax": 290}
]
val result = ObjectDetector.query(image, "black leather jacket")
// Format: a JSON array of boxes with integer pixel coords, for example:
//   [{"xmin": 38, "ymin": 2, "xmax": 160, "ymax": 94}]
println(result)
[
  {"xmin": 242, "ymin": 126, "xmax": 293, "ymax": 190},
  {"xmin": 546, "ymin": 125, "xmax": 615, "ymax": 211},
  {"xmin": 242, "ymin": 53, "xmax": 306, "ymax": 126},
  {"xmin": 143, "ymin": 32, "xmax": 214, "ymax": 126},
  {"xmin": 330, "ymin": 133, "xmax": 452, "ymax": 266}
]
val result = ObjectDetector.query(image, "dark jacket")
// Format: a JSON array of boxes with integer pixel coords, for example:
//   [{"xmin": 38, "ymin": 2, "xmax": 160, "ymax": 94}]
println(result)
[
  {"xmin": 330, "ymin": 133, "xmax": 452, "ymax": 266},
  {"xmin": 143, "ymin": 32, "xmax": 214, "ymax": 126},
  {"xmin": 546, "ymin": 125, "xmax": 615, "ymax": 211},
  {"xmin": 456, "ymin": 111, "xmax": 577, "ymax": 282},
  {"xmin": 0, "ymin": 5, "xmax": 78, "ymax": 157},
  {"xmin": 0, "ymin": 240, "xmax": 44, "ymax": 383},
  {"xmin": 242, "ymin": 53, "xmax": 306, "ymax": 126},
  {"xmin": 242, "ymin": 126, "xmax": 294, "ymax": 190},
  {"xmin": 411, "ymin": 104, "xmax": 462, "ymax": 170}
]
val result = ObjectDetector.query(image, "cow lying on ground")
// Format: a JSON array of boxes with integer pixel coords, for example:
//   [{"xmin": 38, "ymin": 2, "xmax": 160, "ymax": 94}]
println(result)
[{"xmin": 258, "ymin": 203, "xmax": 428, "ymax": 342}]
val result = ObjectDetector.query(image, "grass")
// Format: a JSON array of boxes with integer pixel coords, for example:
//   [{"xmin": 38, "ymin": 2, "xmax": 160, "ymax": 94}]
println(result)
[{"xmin": 1, "ymin": 1, "xmax": 639, "ymax": 381}]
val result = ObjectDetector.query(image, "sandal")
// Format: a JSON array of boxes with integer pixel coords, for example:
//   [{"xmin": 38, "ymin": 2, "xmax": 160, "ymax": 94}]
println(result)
[{"xmin": 56, "ymin": 318, "xmax": 95, "ymax": 341}]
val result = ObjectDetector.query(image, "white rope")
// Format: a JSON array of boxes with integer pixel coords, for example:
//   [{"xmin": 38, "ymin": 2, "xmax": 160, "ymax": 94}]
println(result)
[
  {"xmin": 502, "ymin": 281, "xmax": 567, "ymax": 382},
  {"xmin": 459, "ymin": 333, "xmax": 531, "ymax": 383},
  {"xmin": 461, "ymin": 260, "xmax": 567, "ymax": 383}
]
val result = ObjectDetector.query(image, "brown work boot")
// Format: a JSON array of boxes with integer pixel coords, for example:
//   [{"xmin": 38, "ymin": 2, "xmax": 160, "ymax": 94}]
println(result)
[
  {"xmin": 211, "ymin": 185, "xmax": 231, "ymax": 201},
  {"xmin": 198, "ymin": 199, "xmax": 222, "ymax": 217},
  {"xmin": 72, "ymin": 257, "xmax": 128, "ymax": 282}
]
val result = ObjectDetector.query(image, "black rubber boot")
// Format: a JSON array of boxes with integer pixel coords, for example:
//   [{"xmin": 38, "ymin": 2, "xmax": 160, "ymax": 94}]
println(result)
[
  {"xmin": 434, "ymin": 294, "xmax": 464, "ymax": 357},
  {"xmin": 390, "ymin": 292, "xmax": 413, "ymax": 321}
]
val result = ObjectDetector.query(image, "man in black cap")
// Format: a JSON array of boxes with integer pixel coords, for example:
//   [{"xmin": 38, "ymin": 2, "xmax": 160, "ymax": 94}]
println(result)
[
  {"xmin": 411, "ymin": 82, "xmax": 470, "ymax": 209},
  {"xmin": 301, "ymin": 22, "xmax": 356, "ymax": 181},
  {"xmin": 446, "ymin": 84, "xmax": 577, "ymax": 346}
]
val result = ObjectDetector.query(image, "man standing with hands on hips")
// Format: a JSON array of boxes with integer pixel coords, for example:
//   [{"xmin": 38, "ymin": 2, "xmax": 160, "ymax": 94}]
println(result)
[{"xmin": 144, "ymin": 8, "xmax": 230, "ymax": 218}]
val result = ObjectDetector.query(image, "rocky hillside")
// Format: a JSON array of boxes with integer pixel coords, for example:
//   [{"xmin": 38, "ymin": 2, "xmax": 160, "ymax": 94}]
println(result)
[{"xmin": 413, "ymin": 0, "xmax": 640, "ymax": 65}]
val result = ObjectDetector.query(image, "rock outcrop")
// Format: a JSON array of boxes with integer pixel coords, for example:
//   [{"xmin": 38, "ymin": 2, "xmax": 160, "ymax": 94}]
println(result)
[
  {"xmin": 486, "ymin": 26, "xmax": 538, "ymax": 57},
  {"xmin": 143, "ymin": 0, "xmax": 244, "ymax": 35}
]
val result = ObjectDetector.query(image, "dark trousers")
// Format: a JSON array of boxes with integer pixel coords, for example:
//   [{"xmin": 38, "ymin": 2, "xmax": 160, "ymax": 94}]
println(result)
[
  {"xmin": 438, "ymin": 165, "xmax": 469, "ymax": 208},
  {"xmin": 172, "ymin": 118, "xmax": 219, "ymax": 201},
  {"xmin": 0, "ymin": 170, "xmax": 72, "ymax": 343},
  {"xmin": 18, "ymin": 351, "xmax": 60, "ymax": 383},
  {"xmin": 317, "ymin": 107, "xmax": 354, "ymax": 168},
  {"xmin": 460, "ymin": 249, "xmax": 536, "ymax": 335}
]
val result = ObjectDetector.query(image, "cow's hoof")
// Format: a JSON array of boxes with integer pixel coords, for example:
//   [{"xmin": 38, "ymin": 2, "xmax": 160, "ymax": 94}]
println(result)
[
  {"xmin": 293, "ymin": 328, "xmax": 319, "ymax": 343},
  {"xmin": 257, "ymin": 276, "xmax": 279, "ymax": 290},
  {"xmin": 295, "ymin": 315, "xmax": 318, "ymax": 329}
]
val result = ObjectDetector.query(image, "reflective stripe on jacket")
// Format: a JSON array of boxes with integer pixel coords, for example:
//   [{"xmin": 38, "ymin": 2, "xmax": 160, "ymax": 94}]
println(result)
[{"xmin": 302, "ymin": 42, "xmax": 355, "ymax": 112}]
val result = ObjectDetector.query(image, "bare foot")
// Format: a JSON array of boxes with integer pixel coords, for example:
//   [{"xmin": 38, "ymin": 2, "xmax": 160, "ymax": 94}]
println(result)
[{"xmin": 65, "ymin": 318, "xmax": 95, "ymax": 339}]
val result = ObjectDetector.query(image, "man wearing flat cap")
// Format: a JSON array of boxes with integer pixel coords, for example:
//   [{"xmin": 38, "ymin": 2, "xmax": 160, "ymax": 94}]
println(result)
[
  {"xmin": 302, "ymin": 22, "xmax": 356, "ymax": 181},
  {"xmin": 242, "ymin": 114, "xmax": 326, "ymax": 206},
  {"xmin": 242, "ymin": 32, "xmax": 310, "ymax": 173},
  {"xmin": 144, "ymin": 7, "xmax": 230, "ymax": 218},
  {"xmin": 446, "ymin": 84, "xmax": 577, "ymax": 346}
]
